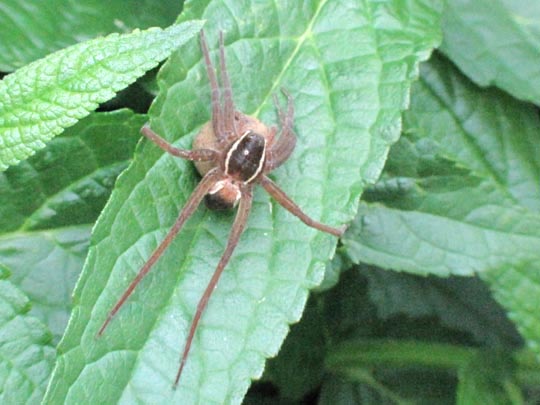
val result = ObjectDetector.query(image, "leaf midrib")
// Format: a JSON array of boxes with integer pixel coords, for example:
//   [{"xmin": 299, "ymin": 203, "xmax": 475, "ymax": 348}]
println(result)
[
  {"xmin": 359, "ymin": 203, "xmax": 540, "ymax": 263},
  {"xmin": 16, "ymin": 160, "xmax": 129, "ymax": 232},
  {"xmin": 252, "ymin": 0, "xmax": 329, "ymax": 117},
  {"xmin": 418, "ymin": 73, "xmax": 523, "ymax": 206}
]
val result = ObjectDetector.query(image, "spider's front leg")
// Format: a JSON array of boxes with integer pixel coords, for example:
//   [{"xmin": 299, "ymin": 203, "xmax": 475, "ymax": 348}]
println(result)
[
  {"xmin": 200, "ymin": 30, "xmax": 224, "ymax": 141},
  {"xmin": 266, "ymin": 91, "xmax": 297, "ymax": 171},
  {"xmin": 141, "ymin": 125, "xmax": 217, "ymax": 162},
  {"xmin": 200, "ymin": 30, "xmax": 239, "ymax": 146},
  {"xmin": 218, "ymin": 32, "xmax": 236, "ymax": 138}
]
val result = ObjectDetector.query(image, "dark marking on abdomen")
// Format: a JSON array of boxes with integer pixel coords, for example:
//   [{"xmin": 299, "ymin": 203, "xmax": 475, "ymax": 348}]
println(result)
[{"xmin": 225, "ymin": 132, "xmax": 266, "ymax": 183}]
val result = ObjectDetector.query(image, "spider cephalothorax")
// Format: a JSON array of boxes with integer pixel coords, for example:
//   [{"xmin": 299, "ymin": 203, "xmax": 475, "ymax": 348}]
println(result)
[
  {"xmin": 199, "ymin": 126, "xmax": 268, "ymax": 210},
  {"xmin": 193, "ymin": 107, "xmax": 275, "ymax": 210},
  {"xmin": 98, "ymin": 30, "xmax": 345, "ymax": 388}
]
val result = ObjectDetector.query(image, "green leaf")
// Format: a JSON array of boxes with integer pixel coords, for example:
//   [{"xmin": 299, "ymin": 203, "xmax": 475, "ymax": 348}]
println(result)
[
  {"xmin": 316, "ymin": 267, "xmax": 532, "ymax": 404},
  {"xmin": 0, "ymin": 1, "xmax": 183, "ymax": 71},
  {"xmin": 364, "ymin": 269, "xmax": 522, "ymax": 347},
  {"xmin": 456, "ymin": 353, "xmax": 523, "ymax": 405},
  {"xmin": 482, "ymin": 263, "xmax": 540, "ymax": 365},
  {"xmin": 0, "ymin": 20, "xmax": 203, "ymax": 171},
  {"xmin": 0, "ymin": 227, "xmax": 90, "ymax": 344},
  {"xmin": 0, "ymin": 110, "xmax": 145, "ymax": 341},
  {"xmin": 321, "ymin": 266, "xmax": 375, "ymax": 340},
  {"xmin": 344, "ymin": 55, "xmax": 540, "ymax": 275},
  {"xmin": 45, "ymin": 1, "xmax": 443, "ymax": 403},
  {"xmin": 326, "ymin": 340, "xmax": 525, "ymax": 405},
  {"xmin": 263, "ymin": 297, "xmax": 326, "ymax": 401},
  {"xmin": 327, "ymin": 339, "xmax": 475, "ymax": 371},
  {"xmin": 346, "ymin": 202, "xmax": 540, "ymax": 276},
  {"xmin": 326, "ymin": 339, "xmax": 472, "ymax": 404},
  {"xmin": 0, "ymin": 277, "xmax": 55, "ymax": 404},
  {"xmin": 343, "ymin": 54, "xmax": 540, "ymax": 358},
  {"xmin": 318, "ymin": 376, "xmax": 368, "ymax": 405},
  {"xmin": 441, "ymin": 1, "xmax": 540, "ymax": 105}
]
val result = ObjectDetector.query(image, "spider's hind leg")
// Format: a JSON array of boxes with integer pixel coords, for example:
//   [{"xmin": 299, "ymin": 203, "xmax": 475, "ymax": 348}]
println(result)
[
  {"xmin": 260, "ymin": 175, "xmax": 345, "ymax": 237},
  {"xmin": 97, "ymin": 168, "xmax": 223, "ymax": 338},
  {"xmin": 174, "ymin": 184, "xmax": 254, "ymax": 387}
]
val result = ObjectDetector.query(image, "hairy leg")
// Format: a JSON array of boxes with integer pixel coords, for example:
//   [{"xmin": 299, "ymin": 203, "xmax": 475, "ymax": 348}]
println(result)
[
  {"xmin": 260, "ymin": 175, "xmax": 344, "ymax": 237},
  {"xmin": 97, "ymin": 168, "xmax": 222, "ymax": 336},
  {"xmin": 141, "ymin": 125, "xmax": 217, "ymax": 161},
  {"xmin": 218, "ymin": 32, "xmax": 237, "ymax": 140},
  {"xmin": 174, "ymin": 184, "xmax": 254, "ymax": 387},
  {"xmin": 266, "ymin": 90, "xmax": 296, "ymax": 170},
  {"xmin": 200, "ymin": 30, "xmax": 225, "ymax": 142}
]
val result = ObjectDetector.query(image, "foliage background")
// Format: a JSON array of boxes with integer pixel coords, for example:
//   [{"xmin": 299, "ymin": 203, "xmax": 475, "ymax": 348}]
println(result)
[{"xmin": 0, "ymin": 0, "xmax": 539, "ymax": 404}]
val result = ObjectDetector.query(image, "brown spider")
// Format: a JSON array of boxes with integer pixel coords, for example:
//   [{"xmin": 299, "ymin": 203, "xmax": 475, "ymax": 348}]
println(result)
[{"xmin": 98, "ymin": 30, "xmax": 344, "ymax": 388}]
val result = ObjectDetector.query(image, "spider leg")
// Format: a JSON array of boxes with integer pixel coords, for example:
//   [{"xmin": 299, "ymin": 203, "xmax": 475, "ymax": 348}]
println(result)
[
  {"xmin": 259, "ymin": 175, "xmax": 345, "ymax": 237},
  {"xmin": 218, "ymin": 32, "xmax": 237, "ymax": 140},
  {"xmin": 200, "ymin": 30, "xmax": 225, "ymax": 141},
  {"xmin": 141, "ymin": 125, "xmax": 217, "ymax": 161},
  {"xmin": 97, "ymin": 168, "xmax": 222, "ymax": 337},
  {"xmin": 267, "ymin": 125, "xmax": 278, "ymax": 147},
  {"xmin": 174, "ymin": 184, "xmax": 254, "ymax": 388},
  {"xmin": 266, "ymin": 90, "xmax": 296, "ymax": 171}
]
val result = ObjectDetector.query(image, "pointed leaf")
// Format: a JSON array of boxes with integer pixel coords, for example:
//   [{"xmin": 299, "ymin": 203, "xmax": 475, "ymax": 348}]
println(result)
[
  {"xmin": 45, "ymin": 1, "xmax": 443, "ymax": 403},
  {"xmin": 0, "ymin": 20, "xmax": 203, "ymax": 171},
  {"xmin": 0, "ymin": 1, "xmax": 183, "ymax": 71},
  {"xmin": 344, "ymin": 54, "xmax": 540, "ymax": 274},
  {"xmin": 0, "ymin": 110, "xmax": 145, "ymax": 341},
  {"xmin": 0, "ymin": 277, "xmax": 55, "ymax": 404},
  {"xmin": 264, "ymin": 297, "xmax": 326, "ymax": 400},
  {"xmin": 441, "ymin": 1, "xmax": 540, "ymax": 105},
  {"xmin": 482, "ymin": 263, "xmax": 540, "ymax": 365},
  {"xmin": 364, "ymin": 270, "xmax": 522, "ymax": 347},
  {"xmin": 457, "ymin": 353, "xmax": 523, "ymax": 405},
  {"xmin": 343, "ymin": 55, "xmax": 540, "ymax": 359}
]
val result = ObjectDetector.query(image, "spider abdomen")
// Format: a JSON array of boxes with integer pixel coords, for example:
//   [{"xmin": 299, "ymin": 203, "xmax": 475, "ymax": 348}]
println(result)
[{"xmin": 225, "ymin": 131, "xmax": 266, "ymax": 183}]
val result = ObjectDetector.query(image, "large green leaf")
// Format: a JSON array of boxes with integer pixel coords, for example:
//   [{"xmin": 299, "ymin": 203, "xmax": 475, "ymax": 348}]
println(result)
[
  {"xmin": 482, "ymin": 263, "xmax": 540, "ymax": 363},
  {"xmin": 290, "ymin": 264, "xmax": 534, "ymax": 404},
  {"xmin": 0, "ymin": 227, "xmax": 90, "ymax": 344},
  {"xmin": 363, "ymin": 269, "xmax": 522, "ymax": 347},
  {"xmin": 0, "ymin": 20, "xmax": 202, "ymax": 171},
  {"xmin": 456, "ymin": 352, "xmax": 523, "ymax": 405},
  {"xmin": 45, "ymin": 1, "xmax": 442, "ymax": 403},
  {"xmin": 0, "ymin": 276, "xmax": 55, "ymax": 404},
  {"xmin": 0, "ymin": 0, "xmax": 183, "ymax": 71},
  {"xmin": 0, "ymin": 110, "xmax": 145, "ymax": 341},
  {"xmin": 263, "ymin": 296, "xmax": 326, "ymax": 401},
  {"xmin": 441, "ymin": 1, "xmax": 540, "ymax": 105},
  {"xmin": 343, "ymin": 54, "xmax": 540, "ymax": 358},
  {"xmin": 326, "ymin": 339, "xmax": 527, "ymax": 404}
]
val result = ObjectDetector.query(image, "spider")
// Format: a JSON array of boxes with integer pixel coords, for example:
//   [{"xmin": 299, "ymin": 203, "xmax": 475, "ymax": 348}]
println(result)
[{"xmin": 97, "ymin": 30, "xmax": 345, "ymax": 388}]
